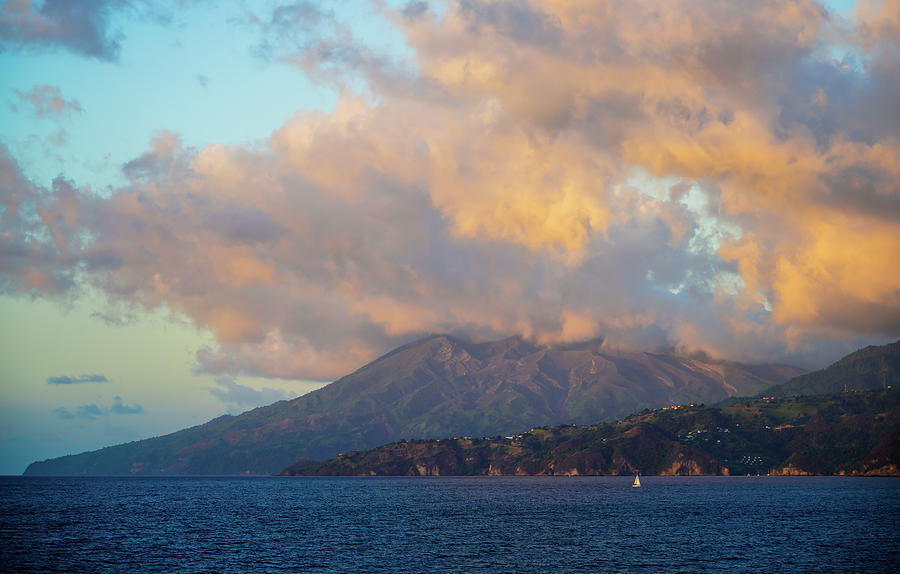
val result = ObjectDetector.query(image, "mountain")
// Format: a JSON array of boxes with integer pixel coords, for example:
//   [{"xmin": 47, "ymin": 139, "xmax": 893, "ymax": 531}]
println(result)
[
  {"xmin": 24, "ymin": 335, "xmax": 803, "ymax": 476},
  {"xmin": 283, "ymin": 388, "xmax": 900, "ymax": 477},
  {"xmin": 764, "ymin": 340, "xmax": 900, "ymax": 398}
]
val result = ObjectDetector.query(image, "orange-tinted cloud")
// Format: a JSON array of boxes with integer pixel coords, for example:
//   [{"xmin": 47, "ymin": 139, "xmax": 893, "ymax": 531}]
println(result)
[{"xmin": 2, "ymin": 0, "xmax": 898, "ymax": 378}]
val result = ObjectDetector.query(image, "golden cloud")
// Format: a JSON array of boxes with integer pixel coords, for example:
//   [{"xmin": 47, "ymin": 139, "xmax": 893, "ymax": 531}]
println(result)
[{"xmin": 2, "ymin": 0, "xmax": 898, "ymax": 378}]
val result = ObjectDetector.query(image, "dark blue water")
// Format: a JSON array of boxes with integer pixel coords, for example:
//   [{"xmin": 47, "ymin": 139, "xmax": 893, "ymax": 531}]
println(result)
[{"xmin": 1, "ymin": 476, "xmax": 898, "ymax": 572}]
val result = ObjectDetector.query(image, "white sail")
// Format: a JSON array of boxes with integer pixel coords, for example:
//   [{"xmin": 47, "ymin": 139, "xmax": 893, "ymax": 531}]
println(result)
[{"xmin": 632, "ymin": 475, "xmax": 641, "ymax": 487}]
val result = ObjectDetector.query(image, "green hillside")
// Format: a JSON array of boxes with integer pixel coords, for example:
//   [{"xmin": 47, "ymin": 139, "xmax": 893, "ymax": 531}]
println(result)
[
  {"xmin": 284, "ymin": 389, "xmax": 900, "ymax": 477},
  {"xmin": 764, "ymin": 340, "xmax": 900, "ymax": 398}
]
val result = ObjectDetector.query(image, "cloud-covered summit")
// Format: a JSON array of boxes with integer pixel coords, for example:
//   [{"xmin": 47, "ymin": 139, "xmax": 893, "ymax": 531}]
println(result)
[{"xmin": 1, "ymin": 1, "xmax": 898, "ymax": 380}]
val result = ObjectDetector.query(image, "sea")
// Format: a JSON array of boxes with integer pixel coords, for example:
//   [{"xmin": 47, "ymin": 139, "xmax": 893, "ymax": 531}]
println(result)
[{"xmin": 1, "ymin": 475, "xmax": 898, "ymax": 573}]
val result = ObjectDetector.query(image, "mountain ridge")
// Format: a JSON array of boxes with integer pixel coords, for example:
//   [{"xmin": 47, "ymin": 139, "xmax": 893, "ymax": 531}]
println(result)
[
  {"xmin": 23, "ymin": 334, "xmax": 803, "ymax": 476},
  {"xmin": 764, "ymin": 340, "xmax": 900, "ymax": 398}
]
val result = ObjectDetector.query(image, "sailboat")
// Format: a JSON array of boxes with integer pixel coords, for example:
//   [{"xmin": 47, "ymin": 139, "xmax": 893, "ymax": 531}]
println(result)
[{"xmin": 632, "ymin": 474, "xmax": 641, "ymax": 488}]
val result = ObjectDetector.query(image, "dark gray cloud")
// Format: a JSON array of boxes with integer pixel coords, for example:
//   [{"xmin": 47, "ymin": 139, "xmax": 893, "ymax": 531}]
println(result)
[
  {"xmin": 458, "ymin": 0, "xmax": 563, "ymax": 47},
  {"xmin": 822, "ymin": 165, "xmax": 900, "ymax": 220},
  {"xmin": 54, "ymin": 398, "xmax": 144, "ymax": 420},
  {"xmin": 0, "ymin": 0, "xmax": 124, "ymax": 60},
  {"xmin": 0, "ymin": 0, "xmax": 192, "ymax": 61},
  {"xmin": 47, "ymin": 374, "xmax": 108, "ymax": 385},
  {"xmin": 204, "ymin": 205, "xmax": 287, "ymax": 245},
  {"xmin": 401, "ymin": 1, "xmax": 429, "ymax": 20},
  {"xmin": 77, "ymin": 404, "xmax": 104, "ymax": 419}
]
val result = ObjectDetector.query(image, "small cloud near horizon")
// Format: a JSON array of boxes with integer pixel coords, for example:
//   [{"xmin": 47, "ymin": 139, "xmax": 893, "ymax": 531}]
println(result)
[
  {"xmin": 111, "ymin": 396, "xmax": 144, "ymax": 415},
  {"xmin": 53, "ymin": 407, "xmax": 75, "ymax": 420},
  {"xmin": 77, "ymin": 404, "xmax": 104, "ymax": 420},
  {"xmin": 54, "ymin": 397, "xmax": 144, "ymax": 420},
  {"xmin": 47, "ymin": 374, "xmax": 109, "ymax": 385}
]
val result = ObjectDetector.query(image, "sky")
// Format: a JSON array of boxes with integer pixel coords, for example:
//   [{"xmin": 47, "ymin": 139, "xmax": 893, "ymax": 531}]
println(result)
[{"xmin": 1, "ymin": 0, "xmax": 898, "ymax": 475}]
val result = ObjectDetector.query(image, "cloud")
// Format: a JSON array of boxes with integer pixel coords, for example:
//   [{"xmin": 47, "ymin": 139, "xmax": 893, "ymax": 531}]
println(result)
[
  {"xmin": 46, "ymin": 128, "xmax": 69, "ymax": 147},
  {"xmin": 249, "ymin": 1, "xmax": 334, "ymax": 62},
  {"xmin": 0, "ymin": 0, "xmax": 124, "ymax": 60},
  {"xmin": 269, "ymin": 1, "xmax": 330, "ymax": 32},
  {"xmin": 0, "ymin": 0, "xmax": 183, "ymax": 61},
  {"xmin": 2, "ymin": 0, "xmax": 899, "ymax": 378},
  {"xmin": 456, "ymin": 1, "xmax": 563, "ymax": 48},
  {"xmin": 120, "ymin": 131, "xmax": 193, "ymax": 182},
  {"xmin": 54, "ymin": 397, "xmax": 144, "ymax": 420},
  {"xmin": 209, "ymin": 376, "xmax": 297, "ymax": 407},
  {"xmin": 110, "ymin": 396, "xmax": 143, "ymax": 415},
  {"xmin": 14, "ymin": 85, "xmax": 84, "ymax": 119},
  {"xmin": 47, "ymin": 374, "xmax": 108, "ymax": 385},
  {"xmin": 77, "ymin": 403, "xmax": 104, "ymax": 420},
  {"xmin": 400, "ymin": 1, "xmax": 429, "ymax": 21},
  {"xmin": 90, "ymin": 311, "xmax": 136, "ymax": 327}
]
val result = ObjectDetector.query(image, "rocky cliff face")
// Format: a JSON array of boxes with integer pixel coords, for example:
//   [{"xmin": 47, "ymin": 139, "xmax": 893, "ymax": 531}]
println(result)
[{"xmin": 25, "ymin": 334, "xmax": 803, "ymax": 476}]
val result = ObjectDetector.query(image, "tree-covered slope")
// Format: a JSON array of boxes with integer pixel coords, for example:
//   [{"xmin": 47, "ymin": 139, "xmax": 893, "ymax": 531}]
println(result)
[
  {"xmin": 764, "ymin": 340, "xmax": 900, "ymax": 398},
  {"xmin": 284, "ymin": 389, "xmax": 900, "ymax": 477}
]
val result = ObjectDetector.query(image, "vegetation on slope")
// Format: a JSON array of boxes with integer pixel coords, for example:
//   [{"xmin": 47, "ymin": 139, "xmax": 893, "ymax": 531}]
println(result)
[
  {"xmin": 283, "ymin": 389, "xmax": 900, "ymax": 477},
  {"xmin": 765, "ymin": 340, "xmax": 899, "ymax": 398}
]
